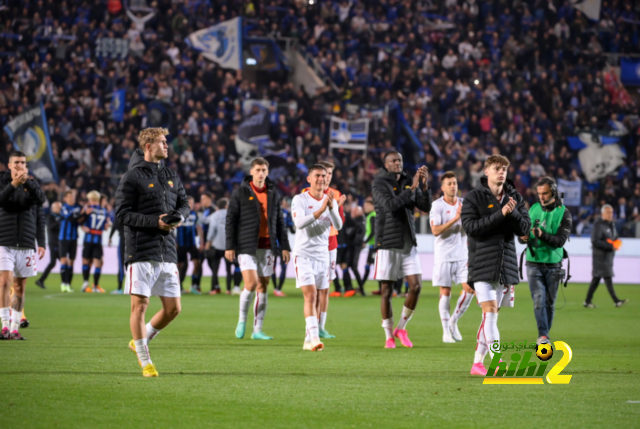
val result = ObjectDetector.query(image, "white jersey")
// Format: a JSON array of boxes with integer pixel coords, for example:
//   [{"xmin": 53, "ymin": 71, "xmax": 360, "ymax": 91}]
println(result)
[
  {"xmin": 430, "ymin": 196, "xmax": 467, "ymax": 263},
  {"xmin": 291, "ymin": 191, "xmax": 343, "ymax": 265}
]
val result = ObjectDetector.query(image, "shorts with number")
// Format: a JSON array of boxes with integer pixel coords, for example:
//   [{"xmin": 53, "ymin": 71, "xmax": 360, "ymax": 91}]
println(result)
[
  {"xmin": 125, "ymin": 261, "xmax": 181, "ymax": 298},
  {"xmin": 474, "ymin": 282, "xmax": 514, "ymax": 307},
  {"xmin": 0, "ymin": 247, "xmax": 37, "ymax": 278},
  {"xmin": 432, "ymin": 260, "xmax": 468, "ymax": 287},
  {"xmin": 329, "ymin": 249, "xmax": 337, "ymax": 280},
  {"xmin": 373, "ymin": 246, "xmax": 422, "ymax": 281},
  {"xmin": 82, "ymin": 242, "xmax": 103, "ymax": 260},
  {"xmin": 294, "ymin": 255, "xmax": 330, "ymax": 290},
  {"xmin": 238, "ymin": 249, "xmax": 274, "ymax": 277},
  {"xmin": 59, "ymin": 240, "xmax": 77, "ymax": 260}
]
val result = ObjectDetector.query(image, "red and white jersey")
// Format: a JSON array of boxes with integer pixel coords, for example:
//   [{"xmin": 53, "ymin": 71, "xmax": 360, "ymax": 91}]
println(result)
[
  {"xmin": 430, "ymin": 196, "xmax": 467, "ymax": 264},
  {"xmin": 291, "ymin": 191, "xmax": 343, "ymax": 265}
]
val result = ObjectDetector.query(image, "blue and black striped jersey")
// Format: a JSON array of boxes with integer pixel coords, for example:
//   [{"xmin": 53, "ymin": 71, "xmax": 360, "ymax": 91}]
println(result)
[
  {"xmin": 176, "ymin": 210, "xmax": 198, "ymax": 247},
  {"xmin": 200, "ymin": 206, "xmax": 214, "ymax": 238},
  {"xmin": 59, "ymin": 203, "xmax": 82, "ymax": 241},
  {"xmin": 83, "ymin": 205, "xmax": 110, "ymax": 244}
]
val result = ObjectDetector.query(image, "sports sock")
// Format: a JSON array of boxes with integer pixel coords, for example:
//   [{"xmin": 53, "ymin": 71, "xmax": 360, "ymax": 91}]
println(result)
[
  {"xmin": 60, "ymin": 264, "xmax": 67, "ymax": 284},
  {"xmin": 239, "ymin": 289, "xmax": 254, "ymax": 322},
  {"xmin": 450, "ymin": 291, "xmax": 473, "ymax": 324},
  {"xmin": 319, "ymin": 312, "xmax": 328, "ymax": 330},
  {"xmin": 94, "ymin": 268, "xmax": 101, "ymax": 286},
  {"xmin": 233, "ymin": 268, "xmax": 242, "ymax": 288},
  {"xmin": 134, "ymin": 338, "xmax": 152, "ymax": 367},
  {"xmin": 382, "ymin": 318, "xmax": 394, "ymax": 340},
  {"xmin": 395, "ymin": 306, "xmax": 414, "ymax": 330},
  {"xmin": 439, "ymin": 294, "xmax": 451, "ymax": 333},
  {"xmin": 483, "ymin": 312, "xmax": 500, "ymax": 359},
  {"xmin": 68, "ymin": 266, "xmax": 74, "ymax": 286},
  {"xmin": 474, "ymin": 313, "xmax": 488, "ymax": 364},
  {"xmin": 82, "ymin": 264, "xmax": 90, "ymax": 281},
  {"xmin": 191, "ymin": 274, "xmax": 201, "ymax": 288},
  {"xmin": 10, "ymin": 310, "xmax": 22, "ymax": 332},
  {"xmin": 253, "ymin": 293, "xmax": 267, "ymax": 333},
  {"xmin": 305, "ymin": 315, "xmax": 319, "ymax": 340},
  {"xmin": 146, "ymin": 322, "xmax": 161, "ymax": 341},
  {"xmin": 0, "ymin": 307, "xmax": 10, "ymax": 329}
]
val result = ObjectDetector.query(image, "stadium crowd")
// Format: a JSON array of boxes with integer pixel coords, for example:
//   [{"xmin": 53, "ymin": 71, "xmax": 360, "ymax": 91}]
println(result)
[{"xmin": 0, "ymin": 0, "xmax": 639, "ymax": 237}]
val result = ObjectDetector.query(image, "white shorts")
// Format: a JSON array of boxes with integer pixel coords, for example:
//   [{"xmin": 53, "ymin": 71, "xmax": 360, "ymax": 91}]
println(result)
[
  {"xmin": 125, "ymin": 261, "xmax": 181, "ymax": 298},
  {"xmin": 329, "ymin": 248, "xmax": 337, "ymax": 280},
  {"xmin": 373, "ymin": 246, "xmax": 422, "ymax": 281},
  {"xmin": 0, "ymin": 247, "xmax": 37, "ymax": 278},
  {"xmin": 294, "ymin": 255, "xmax": 330, "ymax": 290},
  {"xmin": 474, "ymin": 282, "xmax": 514, "ymax": 307},
  {"xmin": 238, "ymin": 249, "xmax": 274, "ymax": 277},
  {"xmin": 432, "ymin": 260, "xmax": 468, "ymax": 287}
]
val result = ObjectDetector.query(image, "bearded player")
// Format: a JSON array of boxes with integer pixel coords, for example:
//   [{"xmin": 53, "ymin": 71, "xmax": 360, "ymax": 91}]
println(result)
[
  {"xmin": 430, "ymin": 171, "xmax": 475, "ymax": 343},
  {"xmin": 291, "ymin": 164, "xmax": 343, "ymax": 351},
  {"xmin": 372, "ymin": 152, "xmax": 431, "ymax": 348}
]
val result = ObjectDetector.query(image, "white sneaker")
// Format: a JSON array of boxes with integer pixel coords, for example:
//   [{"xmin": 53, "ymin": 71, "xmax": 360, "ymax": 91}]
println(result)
[
  {"xmin": 303, "ymin": 338, "xmax": 324, "ymax": 351},
  {"xmin": 81, "ymin": 281, "xmax": 90, "ymax": 292},
  {"xmin": 232, "ymin": 286, "xmax": 241, "ymax": 296},
  {"xmin": 442, "ymin": 332, "xmax": 456, "ymax": 343},
  {"xmin": 448, "ymin": 321, "xmax": 462, "ymax": 342}
]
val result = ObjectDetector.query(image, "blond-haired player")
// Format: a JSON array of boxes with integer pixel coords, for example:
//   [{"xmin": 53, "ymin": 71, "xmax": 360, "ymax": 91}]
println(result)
[
  {"xmin": 81, "ymin": 191, "xmax": 111, "ymax": 293},
  {"xmin": 116, "ymin": 128, "xmax": 190, "ymax": 377},
  {"xmin": 292, "ymin": 164, "xmax": 343, "ymax": 351}
]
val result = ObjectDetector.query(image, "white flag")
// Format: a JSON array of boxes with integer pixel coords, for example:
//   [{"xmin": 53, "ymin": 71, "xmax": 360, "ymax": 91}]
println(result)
[
  {"xmin": 575, "ymin": 133, "xmax": 625, "ymax": 183},
  {"xmin": 329, "ymin": 117, "xmax": 369, "ymax": 151},
  {"xmin": 185, "ymin": 17, "xmax": 242, "ymax": 70},
  {"xmin": 572, "ymin": 0, "xmax": 601, "ymax": 21}
]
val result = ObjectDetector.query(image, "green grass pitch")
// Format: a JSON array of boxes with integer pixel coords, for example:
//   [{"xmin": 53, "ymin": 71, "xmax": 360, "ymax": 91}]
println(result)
[{"xmin": 1, "ymin": 275, "xmax": 639, "ymax": 428}]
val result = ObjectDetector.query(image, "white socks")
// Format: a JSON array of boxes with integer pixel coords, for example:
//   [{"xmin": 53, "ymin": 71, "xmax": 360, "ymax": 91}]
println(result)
[
  {"xmin": 253, "ymin": 293, "xmax": 267, "ymax": 333},
  {"xmin": 439, "ymin": 295, "xmax": 451, "ymax": 333},
  {"xmin": 396, "ymin": 306, "xmax": 414, "ymax": 330},
  {"xmin": 146, "ymin": 322, "xmax": 161, "ymax": 342},
  {"xmin": 474, "ymin": 313, "xmax": 488, "ymax": 363},
  {"xmin": 319, "ymin": 312, "xmax": 327, "ymax": 331},
  {"xmin": 10, "ymin": 310, "xmax": 22, "ymax": 332},
  {"xmin": 239, "ymin": 289, "xmax": 255, "ymax": 322},
  {"xmin": 382, "ymin": 317, "xmax": 394, "ymax": 340},
  {"xmin": 483, "ymin": 312, "xmax": 500, "ymax": 359},
  {"xmin": 450, "ymin": 291, "xmax": 473, "ymax": 324},
  {"xmin": 305, "ymin": 316, "xmax": 319, "ymax": 341},
  {"xmin": 134, "ymin": 338, "xmax": 152, "ymax": 367},
  {"xmin": 0, "ymin": 307, "xmax": 10, "ymax": 330}
]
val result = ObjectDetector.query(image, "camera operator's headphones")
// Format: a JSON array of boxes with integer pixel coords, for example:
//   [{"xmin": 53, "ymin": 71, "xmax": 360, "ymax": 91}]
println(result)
[{"xmin": 537, "ymin": 177, "xmax": 563, "ymax": 206}]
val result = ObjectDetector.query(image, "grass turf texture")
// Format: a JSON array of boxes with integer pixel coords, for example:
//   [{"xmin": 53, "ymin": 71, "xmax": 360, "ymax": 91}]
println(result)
[{"xmin": 1, "ymin": 276, "xmax": 639, "ymax": 428}]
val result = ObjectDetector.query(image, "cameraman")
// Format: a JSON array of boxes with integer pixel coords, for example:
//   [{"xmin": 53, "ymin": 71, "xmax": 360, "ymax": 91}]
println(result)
[{"xmin": 519, "ymin": 177, "xmax": 572, "ymax": 345}]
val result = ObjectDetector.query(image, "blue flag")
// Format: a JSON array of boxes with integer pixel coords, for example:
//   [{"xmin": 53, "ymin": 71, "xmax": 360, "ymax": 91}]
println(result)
[
  {"xmin": 112, "ymin": 89, "xmax": 126, "ymax": 122},
  {"xmin": 620, "ymin": 58, "xmax": 640, "ymax": 86},
  {"xmin": 3, "ymin": 103, "xmax": 58, "ymax": 182}
]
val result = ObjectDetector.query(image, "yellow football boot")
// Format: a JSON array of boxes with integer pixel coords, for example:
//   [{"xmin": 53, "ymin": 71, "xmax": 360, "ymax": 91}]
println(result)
[{"xmin": 142, "ymin": 363, "xmax": 158, "ymax": 377}]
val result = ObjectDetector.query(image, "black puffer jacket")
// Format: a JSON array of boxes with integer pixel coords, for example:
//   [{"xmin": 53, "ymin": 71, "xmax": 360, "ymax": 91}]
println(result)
[
  {"xmin": 0, "ymin": 172, "xmax": 46, "ymax": 249},
  {"xmin": 115, "ymin": 149, "xmax": 190, "ymax": 265},
  {"xmin": 591, "ymin": 218, "xmax": 616, "ymax": 278},
  {"xmin": 462, "ymin": 178, "xmax": 530, "ymax": 285},
  {"xmin": 372, "ymin": 168, "xmax": 432, "ymax": 249},
  {"xmin": 225, "ymin": 176, "xmax": 291, "ymax": 255}
]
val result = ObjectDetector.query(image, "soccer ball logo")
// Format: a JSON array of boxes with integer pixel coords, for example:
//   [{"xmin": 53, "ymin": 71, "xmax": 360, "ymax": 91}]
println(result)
[{"xmin": 535, "ymin": 344, "xmax": 554, "ymax": 361}]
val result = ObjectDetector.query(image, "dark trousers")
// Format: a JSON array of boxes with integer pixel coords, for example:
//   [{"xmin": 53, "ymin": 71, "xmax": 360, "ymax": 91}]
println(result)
[
  {"xmin": 38, "ymin": 244, "xmax": 59, "ymax": 282},
  {"xmin": 527, "ymin": 265, "xmax": 562, "ymax": 338},
  {"xmin": 271, "ymin": 255, "xmax": 287, "ymax": 291},
  {"xmin": 206, "ymin": 248, "xmax": 240, "ymax": 292},
  {"xmin": 117, "ymin": 240, "xmax": 125, "ymax": 289},
  {"xmin": 586, "ymin": 276, "xmax": 620, "ymax": 304}
]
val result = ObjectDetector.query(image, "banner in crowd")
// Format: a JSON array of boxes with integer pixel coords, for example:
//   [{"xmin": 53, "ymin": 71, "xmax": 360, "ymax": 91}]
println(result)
[
  {"xmin": 245, "ymin": 39, "xmax": 284, "ymax": 72},
  {"xmin": 112, "ymin": 89, "xmax": 126, "ymax": 122},
  {"xmin": 571, "ymin": 0, "xmax": 601, "ymax": 21},
  {"xmin": 557, "ymin": 178, "xmax": 582, "ymax": 206},
  {"xmin": 95, "ymin": 37, "xmax": 129, "ymax": 59},
  {"xmin": 235, "ymin": 104, "xmax": 292, "ymax": 180},
  {"xmin": 329, "ymin": 117, "xmax": 369, "ymax": 151},
  {"xmin": 567, "ymin": 131, "xmax": 625, "ymax": 183},
  {"xmin": 620, "ymin": 58, "xmax": 640, "ymax": 86},
  {"xmin": 185, "ymin": 17, "xmax": 242, "ymax": 70},
  {"xmin": 3, "ymin": 103, "xmax": 58, "ymax": 182}
]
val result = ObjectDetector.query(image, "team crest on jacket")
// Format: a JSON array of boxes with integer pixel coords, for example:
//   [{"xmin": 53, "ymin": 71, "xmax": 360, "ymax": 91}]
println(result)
[
  {"xmin": 405, "ymin": 185, "xmax": 410, "ymax": 189},
  {"xmin": 488, "ymin": 204, "xmax": 493, "ymax": 208},
  {"xmin": 168, "ymin": 181, "xmax": 174, "ymax": 188},
  {"xmin": 148, "ymin": 184, "xmax": 154, "ymax": 188},
  {"xmin": 249, "ymin": 196, "xmax": 254, "ymax": 200}
]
